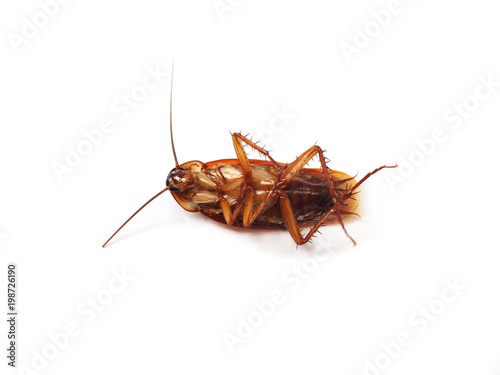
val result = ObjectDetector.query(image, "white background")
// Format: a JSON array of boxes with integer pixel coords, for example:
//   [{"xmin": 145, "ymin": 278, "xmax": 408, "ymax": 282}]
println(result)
[{"xmin": 1, "ymin": 1, "xmax": 500, "ymax": 374}]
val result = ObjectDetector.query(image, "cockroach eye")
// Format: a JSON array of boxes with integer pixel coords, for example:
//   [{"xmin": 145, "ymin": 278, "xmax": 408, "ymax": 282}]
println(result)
[
  {"xmin": 166, "ymin": 168, "xmax": 177, "ymax": 190},
  {"xmin": 166, "ymin": 167, "xmax": 187, "ymax": 192}
]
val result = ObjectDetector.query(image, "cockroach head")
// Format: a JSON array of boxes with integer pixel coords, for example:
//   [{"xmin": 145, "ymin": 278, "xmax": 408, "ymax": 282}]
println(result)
[{"xmin": 166, "ymin": 167, "xmax": 194, "ymax": 192}]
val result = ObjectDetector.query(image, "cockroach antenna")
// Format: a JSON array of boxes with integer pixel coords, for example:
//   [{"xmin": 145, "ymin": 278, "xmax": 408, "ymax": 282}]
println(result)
[
  {"xmin": 101, "ymin": 187, "xmax": 169, "ymax": 247},
  {"xmin": 102, "ymin": 60, "xmax": 176, "ymax": 248},
  {"xmin": 170, "ymin": 59, "xmax": 179, "ymax": 168}
]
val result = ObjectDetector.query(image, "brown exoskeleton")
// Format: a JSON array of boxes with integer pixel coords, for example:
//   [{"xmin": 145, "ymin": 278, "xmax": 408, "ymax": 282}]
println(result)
[{"xmin": 102, "ymin": 63, "xmax": 396, "ymax": 247}]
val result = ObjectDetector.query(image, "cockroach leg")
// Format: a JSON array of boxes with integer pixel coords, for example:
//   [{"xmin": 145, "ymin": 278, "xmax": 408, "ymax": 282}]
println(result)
[
  {"xmin": 279, "ymin": 190, "xmax": 358, "ymax": 246},
  {"xmin": 338, "ymin": 210, "xmax": 361, "ymax": 218},
  {"xmin": 277, "ymin": 190, "xmax": 304, "ymax": 245},
  {"xmin": 220, "ymin": 197, "xmax": 245, "ymax": 226},
  {"xmin": 278, "ymin": 145, "xmax": 328, "ymax": 187},
  {"xmin": 218, "ymin": 135, "xmax": 283, "ymax": 228},
  {"xmin": 220, "ymin": 177, "xmax": 245, "ymax": 193},
  {"xmin": 314, "ymin": 146, "xmax": 357, "ymax": 245},
  {"xmin": 237, "ymin": 145, "xmax": 344, "ymax": 241},
  {"xmin": 203, "ymin": 167, "xmax": 223, "ymax": 187},
  {"xmin": 271, "ymin": 145, "xmax": 357, "ymax": 245},
  {"xmin": 232, "ymin": 132, "xmax": 280, "ymax": 177},
  {"xmin": 348, "ymin": 165, "xmax": 398, "ymax": 192},
  {"xmin": 333, "ymin": 174, "xmax": 358, "ymax": 186},
  {"xmin": 242, "ymin": 186, "xmax": 254, "ymax": 226}
]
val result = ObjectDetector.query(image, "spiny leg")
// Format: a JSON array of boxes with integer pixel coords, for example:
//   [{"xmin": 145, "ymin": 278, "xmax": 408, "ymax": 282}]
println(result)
[
  {"xmin": 273, "ymin": 145, "xmax": 359, "ymax": 245},
  {"xmin": 278, "ymin": 145, "xmax": 326, "ymax": 187},
  {"xmin": 332, "ymin": 174, "xmax": 358, "ymax": 187},
  {"xmin": 331, "ymin": 165, "xmax": 398, "ymax": 210},
  {"xmin": 221, "ymin": 131, "xmax": 279, "ymax": 226},
  {"xmin": 277, "ymin": 190, "xmax": 358, "ymax": 245},
  {"xmin": 220, "ymin": 133, "xmax": 285, "ymax": 227},
  {"xmin": 241, "ymin": 178, "xmax": 280, "ymax": 227},
  {"xmin": 222, "ymin": 184, "xmax": 276, "ymax": 228},
  {"xmin": 285, "ymin": 145, "xmax": 356, "ymax": 244},
  {"xmin": 277, "ymin": 190, "xmax": 304, "ymax": 245},
  {"xmin": 224, "ymin": 143, "xmax": 389, "ymax": 242},
  {"xmin": 332, "ymin": 164, "xmax": 398, "ymax": 223},
  {"xmin": 278, "ymin": 145, "xmax": 346, "ymax": 194},
  {"xmin": 220, "ymin": 131, "xmax": 281, "ymax": 226},
  {"xmin": 225, "ymin": 132, "xmax": 312, "ymax": 229},
  {"xmin": 231, "ymin": 132, "xmax": 280, "ymax": 178},
  {"xmin": 326, "ymin": 165, "xmax": 398, "ymax": 243},
  {"xmin": 314, "ymin": 149, "xmax": 374, "ymax": 245},
  {"xmin": 348, "ymin": 165, "xmax": 398, "ymax": 193},
  {"xmin": 220, "ymin": 165, "xmax": 395, "ymax": 230},
  {"xmin": 242, "ymin": 145, "xmax": 336, "ymax": 229},
  {"xmin": 234, "ymin": 140, "xmax": 397, "ymax": 244}
]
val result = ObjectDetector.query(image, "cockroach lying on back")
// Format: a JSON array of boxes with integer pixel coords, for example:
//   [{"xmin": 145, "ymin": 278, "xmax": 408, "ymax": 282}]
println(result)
[{"xmin": 102, "ymin": 64, "xmax": 396, "ymax": 247}]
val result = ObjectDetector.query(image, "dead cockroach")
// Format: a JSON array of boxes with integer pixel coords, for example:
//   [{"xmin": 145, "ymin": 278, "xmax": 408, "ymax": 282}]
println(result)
[{"xmin": 102, "ymin": 63, "xmax": 396, "ymax": 247}]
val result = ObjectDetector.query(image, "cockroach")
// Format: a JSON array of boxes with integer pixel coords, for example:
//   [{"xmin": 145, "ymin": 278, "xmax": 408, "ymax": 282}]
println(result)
[{"xmin": 102, "ymin": 63, "xmax": 396, "ymax": 248}]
